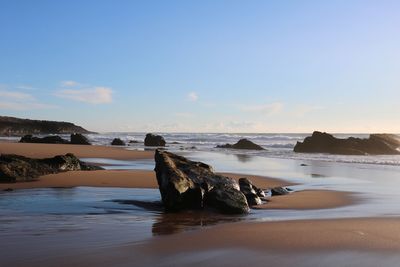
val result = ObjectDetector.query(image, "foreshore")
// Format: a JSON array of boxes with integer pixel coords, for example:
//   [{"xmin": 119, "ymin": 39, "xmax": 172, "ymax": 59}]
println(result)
[{"xmin": 3, "ymin": 141, "xmax": 398, "ymax": 267}]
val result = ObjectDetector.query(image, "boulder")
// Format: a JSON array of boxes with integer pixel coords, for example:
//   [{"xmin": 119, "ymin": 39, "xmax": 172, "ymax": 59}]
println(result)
[
  {"xmin": 70, "ymin": 133, "xmax": 91, "ymax": 145},
  {"xmin": 294, "ymin": 131, "xmax": 400, "ymax": 155},
  {"xmin": 145, "ymin": 133, "xmax": 166, "ymax": 147},
  {"xmin": 19, "ymin": 134, "xmax": 69, "ymax": 144},
  {"xmin": 0, "ymin": 153, "xmax": 103, "ymax": 183},
  {"xmin": 270, "ymin": 187, "xmax": 291, "ymax": 196},
  {"xmin": 111, "ymin": 138, "xmax": 125, "ymax": 146},
  {"xmin": 238, "ymin": 178, "xmax": 264, "ymax": 205},
  {"xmin": 154, "ymin": 150, "xmax": 249, "ymax": 214},
  {"xmin": 216, "ymin": 139, "xmax": 264, "ymax": 150}
]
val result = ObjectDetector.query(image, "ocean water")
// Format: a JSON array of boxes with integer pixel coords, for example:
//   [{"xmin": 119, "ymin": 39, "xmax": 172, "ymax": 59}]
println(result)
[
  {"xmin": 4, "ymin": 132, "xmax": 400, "ymax": 165},
  {"xmin": 77, "ymin": 132, "xmax": 400, "ymax": 166}
]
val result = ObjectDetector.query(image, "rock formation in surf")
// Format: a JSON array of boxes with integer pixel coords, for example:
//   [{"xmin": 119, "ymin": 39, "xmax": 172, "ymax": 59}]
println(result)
[
  {"xmin": 294, "ymin": 131, "xmax": 400, "ymax": 155},
  {"xmin": 216, "ymin": 138, "xmax": 264, "ymax": 150},
  {"xmin": 145, "ymin": 133, "xmax": 166, "ymax": 147}
]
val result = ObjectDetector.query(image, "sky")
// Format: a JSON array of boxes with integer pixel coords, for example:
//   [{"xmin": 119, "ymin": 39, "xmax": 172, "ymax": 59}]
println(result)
[{"xmin": 0, "ymin": 0, "xmax": 399, "ymax": 133}]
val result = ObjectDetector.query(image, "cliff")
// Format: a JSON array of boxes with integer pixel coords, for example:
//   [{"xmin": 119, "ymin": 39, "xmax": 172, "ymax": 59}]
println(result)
[{"xmin": 0, "ymin": 116, "xmax": 93, "ymax": 136}]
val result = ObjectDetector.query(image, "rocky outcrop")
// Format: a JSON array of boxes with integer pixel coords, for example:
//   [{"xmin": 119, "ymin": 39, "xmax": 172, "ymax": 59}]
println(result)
[
  {"xmin": 145, "ymin": 133, "xmax": 166, "ymax": 147},
  {"xmin": 0, "ymin": 116, "xmax": 92, "ymax": 136},
  {"xmin": 111, "ymin": 138, "xmax": 125, "ymax": 146},
  {"xmin": 19, "ymin": 135, "xmax": 70, "ymax": 144},
  {"xmin": 216, "ymin": 139, "xmax": 264, "ymax": 150},
  {"xmin": 154, "ymin": 150, "xmax": 249, "ymax": 214},
  {"xmin": 294, "ymin": 131, "xmax": 400, "ymax": 155},
  {"xmin": 238, "ymin": 178, "xmax": 266, "ymax": 205},
  {"xmin": 0, "ymin": 153, "xmax": 103, "ymax": 183},
  {"xmin": 70, "ymin": 133, "xmax": 91, "ymax": 145}
]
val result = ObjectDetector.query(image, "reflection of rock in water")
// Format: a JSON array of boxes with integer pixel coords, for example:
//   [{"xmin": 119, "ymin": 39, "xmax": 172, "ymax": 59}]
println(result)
[
  {"xmin": 152, "ymin": 210, "xmax": 244, "ymax": 235},
  {"xmin": 235, "ymin": 154, "xmax": 253, "ymax": 163},
  {"xmin": 114, "ymin": 199, "xmax": 246, "ymax": 236}
]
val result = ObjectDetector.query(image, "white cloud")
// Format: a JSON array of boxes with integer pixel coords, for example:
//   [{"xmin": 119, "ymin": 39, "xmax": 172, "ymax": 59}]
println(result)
[
  {"xmin": 187, "ymin": 92, "xmax": 198, "ymax": 102},
  {"xmin": 55, "ymin": 87, "xmax": 113, "ymax": 104},
  {"xmin": 175, "ymin": 112, "xmax": 194, "ymax": 118},
  {"xmin": 0, "ymin": 90, "xmax": 34, "ymax": 100},
  {"xmin": 240, "ymin": 102, "xmax": 284, "ymax": 116},
  {"xmin": 61, "ymin": 80, "xmax": 81, "ymax": 87},
  {"xmin": 292, "ymin": 105, "xmax": 324, "ymax": 117},
  {"xmin": 0, "ymin": 89, "xmax": 56, "ymax": 110}
]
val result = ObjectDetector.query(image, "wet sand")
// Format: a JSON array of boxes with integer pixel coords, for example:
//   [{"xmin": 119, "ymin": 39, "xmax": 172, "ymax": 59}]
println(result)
[
  {"xmin": 0, "ymin": 142, "xmax": 153, "ymax": 160},
  {"xmin": 135, "ymin": 217, "xmax": 400, "ymax": 253}
]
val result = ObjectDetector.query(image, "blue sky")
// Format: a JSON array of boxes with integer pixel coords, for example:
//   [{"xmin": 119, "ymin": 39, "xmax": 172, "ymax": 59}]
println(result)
[{"xmin": 0, "ymin": 0, "xmax": 399, "ymax": 133}]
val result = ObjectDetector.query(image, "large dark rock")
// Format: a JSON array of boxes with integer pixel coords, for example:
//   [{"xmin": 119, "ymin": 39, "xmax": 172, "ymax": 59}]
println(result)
[
  {"xmin": 216, "ymin": 139, "xmax": 264, "ymax": 150},
  {"xmin": 145, "ymin": 133, "xmax": 166, "ymax": 147},
  {"xmin": 70, "ymin": 133, "xmax": 91, "ymax": 145},
  {"xmin": 19, "ymin": 134, "xmax": 70, "ymax": 144},
  {"xmin": 0, "ymin": 153, "xmax": 103, "ymax": 183},
  {"xmin": 154, "ymin": 150, "xmax": 249, "ymax": 214},
  {"xmin": 111, "ymin": 138, "xmax": 125, "ymax": 146},
  {"xmin": 0, "ymin": 115, "xmax": 93, "ymax": 136},
  {"xmin": 238, "ymin": 178, "xmax": 264, "ymax": 205},
  {"xmin": 294, "ymin": 131, "xmax": 400, "ymax": 155}
]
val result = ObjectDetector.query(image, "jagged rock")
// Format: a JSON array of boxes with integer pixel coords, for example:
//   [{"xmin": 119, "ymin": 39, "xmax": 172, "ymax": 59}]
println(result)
[
  {"xmin": 154, "ymin": 150, "xmax": 249, "ymax": 214},
  {"xmin": 111, "ymin": 138, "xmax": 125, "ymax": 146},
  {"xmin": 19, "ymin": 134, "xmax": 69, "ymax": 144},
  {"xmin": 238, "ymin": 178, "xmax": 264, "ymax": 205},
  {"xmin": 70, "ymin": 133, "xmax": 91, "ymax": 145},
  {"xmin": 270, "ymin": 187, "xmax": 291, "ymax": 196},
  {"xmin": 294, "ymin": 131, "xmax": 400, "ymax": 155},
  {"xmin": 0, "ymin": 153, "xmax": 103, "ymax": 183},
  {"xmin": 145, "ymin": 133, "xmax": 166, "ymax": 147},
  {"xmin": 216, "ymin": 139, "xmax": 264, "ymax": 150},
  {"xmin": 0, "ymin": 115, "xmax": 93, "ymax": 136}
]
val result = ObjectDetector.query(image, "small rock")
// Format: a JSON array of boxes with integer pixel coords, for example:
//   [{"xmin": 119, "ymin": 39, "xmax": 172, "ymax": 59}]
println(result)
[
  {"xmin": 70, "ymin": 133, "xmax": 91, "ymax": 145},
  {"xmin": 145, "ymin": 133, "xmax": 166, "ymax": 147},
  {"xmin": 111, "ymin": 138, "xmax": 125, "ymax": 146},
  {"xmin": 270, "ymin": 187, "xmax": 291, "ymax": 196},
  {"xmin": 216, "ymin": 139, "xmax": 264, "ymax": 150}
]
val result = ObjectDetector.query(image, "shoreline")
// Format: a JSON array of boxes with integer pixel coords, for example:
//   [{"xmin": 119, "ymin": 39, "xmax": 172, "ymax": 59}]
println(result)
[{"xmin": 0, "ymin": 142, "xmax": 356, "ymax": 211}]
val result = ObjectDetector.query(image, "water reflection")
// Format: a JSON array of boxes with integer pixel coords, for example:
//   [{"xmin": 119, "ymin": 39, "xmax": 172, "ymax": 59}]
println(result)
[{"xmin": 235, "ymin": 154, "xmax": 254, "ymax": 163}]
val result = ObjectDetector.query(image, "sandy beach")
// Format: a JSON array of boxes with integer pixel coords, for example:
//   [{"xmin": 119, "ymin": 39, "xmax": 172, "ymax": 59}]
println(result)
[{"xmin": 0, "ymin": 141, "xmax": 398, "ymax": 267}]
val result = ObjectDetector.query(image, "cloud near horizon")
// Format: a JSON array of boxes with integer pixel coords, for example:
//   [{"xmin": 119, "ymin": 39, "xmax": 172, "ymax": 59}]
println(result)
[
  {"xmin": 0, "ymin": 89, "xmax": 56, "ymax": 110},
  {"xmin": 240, "ymin": 102, "xmax": 284, "ymax": 116},
  {"xmin": 55, "ymin": 83, "xmax": 113, "ymax": 104}
]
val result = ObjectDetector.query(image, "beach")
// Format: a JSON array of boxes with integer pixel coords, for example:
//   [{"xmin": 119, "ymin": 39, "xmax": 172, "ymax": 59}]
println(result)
[{"xmin": 1, "ymin": 140, "xmax": 400, "ymax": 267}]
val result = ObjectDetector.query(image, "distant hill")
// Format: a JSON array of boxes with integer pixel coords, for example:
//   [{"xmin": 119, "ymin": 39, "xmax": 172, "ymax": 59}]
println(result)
[{"xmin": 0, "ymin": 116, "xmax": 93, "ymax": 136}]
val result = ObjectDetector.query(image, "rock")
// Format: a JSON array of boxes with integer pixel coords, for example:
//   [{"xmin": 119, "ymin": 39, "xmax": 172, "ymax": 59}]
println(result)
[
  {"xmin": 300, "ymin": 163, "xmax": 308, "ymax": 166},
  {"xmin": 129, "ymin": 140, "xmax": 139, "ymax": 144},
  {"xmin": 270, "ymin": 187, "xmax": 291, "ymax": 196},
  {"xmin": 238, "ymin": 178, "xmax": 263, "ymax": 205},
  {"xmin": 145, "ymin": 133, "xmax": 166, "ymax": 147},
  {"xmin": 0, "ymin": 153, "xmax": 103, "ymax": 183},
  {"xmin": 19, "ymin": 134, "xmax": 69, "ymax": 144},
  {"xmin": 111, "ymin": 138, "xmax": 125, "ymax": 146},
  {"xmin": 294, "ymin": 131, "xmax": 400, "ymax": 155},
  {"xmin": 70, "ymin": 133, "xmax": 91, "ymax": 145},
  {"xmin": 154, "ymin": 150, "xmax": 249, "ymax": 214},
  {"xmin": 216, "ymin": 139, "xmax": 264, "ymax": 150},
  {"xmin": 204, "ymin": 186, "xmax": 250, "ymax": 214},
  {"xmin": 3, "ymin": 188, "xmax": 13, "ymax": 192}
]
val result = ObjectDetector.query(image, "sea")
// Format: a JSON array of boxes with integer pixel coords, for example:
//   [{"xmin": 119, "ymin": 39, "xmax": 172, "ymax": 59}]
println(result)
[{"xmin": 4, "ymin": 132, "xmax": 398, "ymax": 166}]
